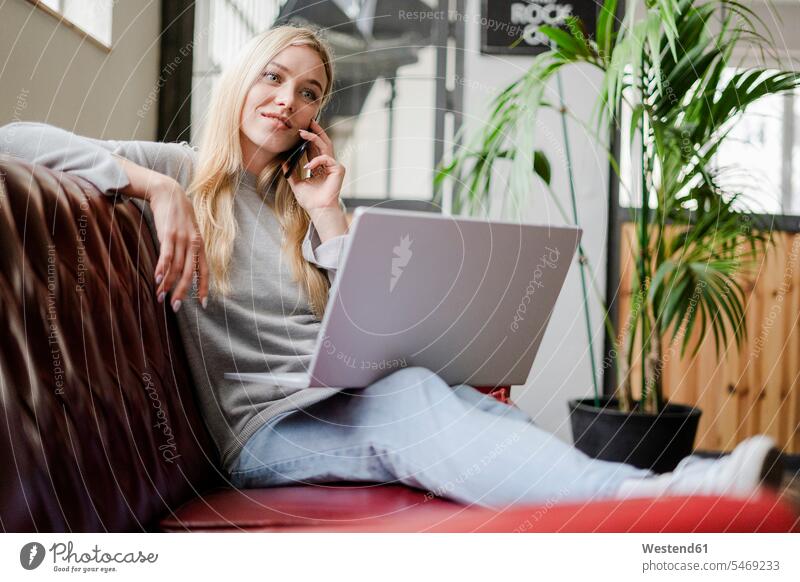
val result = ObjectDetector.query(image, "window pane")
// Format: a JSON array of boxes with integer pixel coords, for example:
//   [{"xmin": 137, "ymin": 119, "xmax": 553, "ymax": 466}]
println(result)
[
  {"xmin": 63, "ymin": 0, "xmax": 113, "ymax": 46},
  {"xmin": 619, "ymin": 67, "xmax": 798, "ymax": 217},
  {"xmin": 333, "ymin": 47, "xmax": 437, "ymax": 200},
  {"xmin": 716, "ymin": 90, "xmax": 784, "ymax": 214}
]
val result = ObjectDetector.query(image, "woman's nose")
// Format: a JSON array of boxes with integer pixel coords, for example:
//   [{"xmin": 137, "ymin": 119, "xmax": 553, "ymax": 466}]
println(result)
[{"xmin": 274, "ymin": 87, "xmax": 295, "ymax": 111}]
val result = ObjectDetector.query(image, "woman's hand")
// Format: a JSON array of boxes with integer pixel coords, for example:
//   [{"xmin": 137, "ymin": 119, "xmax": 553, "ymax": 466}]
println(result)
[
  {"xmin": 147, "ymin": 177, "xmax": 209, "ymax": 311},
  {"xmin": 281, "ymin": 118, "xmax": 345, "ymax": 212},
  {"xmin": 113, "ymin": 156, "xmax": 208, "ymax": 311}
]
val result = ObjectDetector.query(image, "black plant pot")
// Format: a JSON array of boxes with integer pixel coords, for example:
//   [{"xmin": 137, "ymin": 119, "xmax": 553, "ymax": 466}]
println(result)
[{"xmin": 568, "ymin": 397, "xmax": 702, "ymax": 474}]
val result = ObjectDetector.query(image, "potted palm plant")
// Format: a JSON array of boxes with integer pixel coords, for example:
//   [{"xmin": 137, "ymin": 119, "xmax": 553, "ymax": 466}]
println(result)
[{"xmin": 435, "ymin": 0, "xmax": 799, "ymax": 471}]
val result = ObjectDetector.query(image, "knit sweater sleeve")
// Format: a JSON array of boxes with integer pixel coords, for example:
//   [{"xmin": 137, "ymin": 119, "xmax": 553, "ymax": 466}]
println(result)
[
  {"xmin": 0, "ymin": 122, "xmax": 345, "ymax": 282},
  {"xmin": 301, "ymin": 196, "xmax": 349, "ymax": 285},
  {"xmin": 0, "ymin": 121, "xmax": 196, "ymax": 192}
]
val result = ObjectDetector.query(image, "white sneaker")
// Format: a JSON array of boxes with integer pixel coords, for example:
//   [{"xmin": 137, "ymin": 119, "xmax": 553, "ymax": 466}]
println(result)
[{"xmin": 615, "ymin": 435, "xmax": 784, "ymax": 500}]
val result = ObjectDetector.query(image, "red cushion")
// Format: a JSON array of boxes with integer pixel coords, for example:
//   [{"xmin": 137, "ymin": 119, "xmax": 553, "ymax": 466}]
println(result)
[
  {"xmin": 160, "ymin": 485, "xmax": 465, "ymax": 531},
  {"xmin": 161, "ymin": 485, "xmax": 799, "ymax": 532}
]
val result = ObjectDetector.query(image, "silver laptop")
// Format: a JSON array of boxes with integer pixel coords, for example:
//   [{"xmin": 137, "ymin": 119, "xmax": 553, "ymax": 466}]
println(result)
[{"xmin": 225, "ymin": 206, "xmax": 581, "ymax": 389}]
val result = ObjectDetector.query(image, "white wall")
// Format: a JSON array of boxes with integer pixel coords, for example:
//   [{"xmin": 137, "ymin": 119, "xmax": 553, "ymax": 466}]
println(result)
[
  {"xmin": 743, "ymin": 0, "xmax": 800, "ymax": 64},
  {"xmin": 0, "ymin": 0, "xmax": 161, "ymax": 139},
  {"xmin": 460, "ymin": 0, "xmax": 610, "ymax": 443}
]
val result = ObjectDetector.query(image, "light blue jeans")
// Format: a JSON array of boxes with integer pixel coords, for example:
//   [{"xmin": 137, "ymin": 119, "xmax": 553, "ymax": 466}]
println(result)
[{"xmin": 229, "ymin": 366, "xmax": 653, "ymax": 509}]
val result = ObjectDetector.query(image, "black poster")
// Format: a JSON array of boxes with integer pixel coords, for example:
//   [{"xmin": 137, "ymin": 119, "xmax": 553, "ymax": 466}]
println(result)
[{"xmin": 481, "ymin": 0, "xmax": 599, "ymax": 55}]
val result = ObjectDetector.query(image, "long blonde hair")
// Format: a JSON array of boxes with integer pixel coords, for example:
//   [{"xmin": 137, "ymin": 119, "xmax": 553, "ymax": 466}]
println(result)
[{"xmin": 188, "ymin": 25, "xmax": 336, "ymax": 319}]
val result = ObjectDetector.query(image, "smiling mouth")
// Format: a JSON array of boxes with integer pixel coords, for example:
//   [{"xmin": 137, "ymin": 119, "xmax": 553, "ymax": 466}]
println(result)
[{"xmin": 260, "ymin": 112, "xmax": 291, "ymax": 129}]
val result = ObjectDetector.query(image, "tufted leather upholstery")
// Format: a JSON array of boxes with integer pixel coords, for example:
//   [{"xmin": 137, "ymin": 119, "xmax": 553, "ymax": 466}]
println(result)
[
  {"xmin": 1, "ymin": 157, "xmax": 797, "ymax": 533},
  {"xmin": 0, "ymin": 157, "xmax": 221, "ymax": 531}
]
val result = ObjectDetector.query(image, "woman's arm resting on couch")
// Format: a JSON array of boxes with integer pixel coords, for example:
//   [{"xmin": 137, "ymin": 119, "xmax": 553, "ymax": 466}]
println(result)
[
  {"xmin": 0, "ymin": 122, "xmax": 208, "ymax": 309},
  {"xmin": 115, "ymin": 157, "xmax": 209, "ymax": 308},
  {"xmin": 0, "ymin": 121, "xmax": 131, "ymax": 193},
  {"xmin": 0, "ymin": 121, "xmax": 196, "ymax": 192}
]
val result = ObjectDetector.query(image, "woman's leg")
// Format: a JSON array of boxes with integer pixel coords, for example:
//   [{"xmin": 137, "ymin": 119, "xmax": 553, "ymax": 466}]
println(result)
[
  {"xmin": 231, "ymin": 366, "xmax": 652, "ymax": 508},
  {"xmin": 450, "ymin": 383, "xmax": 535, "ymax": 425}
]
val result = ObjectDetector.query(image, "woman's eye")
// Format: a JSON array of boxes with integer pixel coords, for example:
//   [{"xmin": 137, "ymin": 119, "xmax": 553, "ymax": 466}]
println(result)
[{"xmin": 262, "ymin": 70, "xmax": 317, "ymax": 100}]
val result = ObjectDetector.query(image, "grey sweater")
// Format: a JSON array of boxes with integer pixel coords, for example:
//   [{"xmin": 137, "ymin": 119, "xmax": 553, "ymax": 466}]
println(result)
[{"xmin": 0, "ymin": 122, "xmax": 349, "ymax": 471}]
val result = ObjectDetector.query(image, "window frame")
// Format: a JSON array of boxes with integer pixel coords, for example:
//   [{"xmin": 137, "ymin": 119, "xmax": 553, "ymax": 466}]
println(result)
[{"xmin": 25, "ymin": 0, "xmax": 113, "ymax": 51}]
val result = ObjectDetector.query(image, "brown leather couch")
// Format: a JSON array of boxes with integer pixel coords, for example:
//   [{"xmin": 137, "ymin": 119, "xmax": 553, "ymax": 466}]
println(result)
[{"xmin": 1, "ymin": 156, "xmax": 797, "ymax": 532}]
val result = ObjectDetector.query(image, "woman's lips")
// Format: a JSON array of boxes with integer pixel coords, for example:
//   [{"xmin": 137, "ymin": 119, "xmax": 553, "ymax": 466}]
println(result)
[{"xmin": 260, "ymin": 112, "xmax": 291, "ymax": 130}]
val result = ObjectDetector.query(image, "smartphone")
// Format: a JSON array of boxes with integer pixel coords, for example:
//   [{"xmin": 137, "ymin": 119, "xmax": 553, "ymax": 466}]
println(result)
[{"xmin": 283, "ymin": 113, "xmax": 320, "ymax": 179}]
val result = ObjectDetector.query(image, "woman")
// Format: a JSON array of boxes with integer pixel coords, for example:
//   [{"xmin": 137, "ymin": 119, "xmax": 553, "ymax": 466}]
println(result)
[{"xmin": 0, "ymin": 25, "xmax": 783, "ymax": 509}]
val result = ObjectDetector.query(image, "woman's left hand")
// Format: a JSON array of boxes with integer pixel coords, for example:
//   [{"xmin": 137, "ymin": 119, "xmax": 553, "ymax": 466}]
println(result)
[{"xmin": 282, "ymin": 118, "xmax": 345, "ymax": 212}]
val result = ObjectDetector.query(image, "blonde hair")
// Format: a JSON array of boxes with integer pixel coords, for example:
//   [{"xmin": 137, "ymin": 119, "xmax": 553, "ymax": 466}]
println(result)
[{"xmin": 188, "ymin": 25, "xmax": 336, "ymax": 319}]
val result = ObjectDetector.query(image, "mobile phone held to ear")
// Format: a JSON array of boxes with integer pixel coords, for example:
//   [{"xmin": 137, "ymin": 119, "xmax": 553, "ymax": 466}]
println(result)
[
  {"xmin": 283, "ymin": 138, "xmax": 309, "ymax": 179},
  {"xmin": 283, "ymin": 114, "xmax": 319, "ymax": 179}
]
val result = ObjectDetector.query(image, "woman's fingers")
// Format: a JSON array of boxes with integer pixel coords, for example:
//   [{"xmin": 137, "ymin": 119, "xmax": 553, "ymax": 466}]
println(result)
[
  {"xmin": 162, "ymin": 235, "xmax": 187, "ymax": 309},
  {"xmin": 148, "ymin": 181, "xmax": 209, "ymax": 310},
  {"xmin": 298, "ymin": 128, "xmax": 332, "ymax": 157},
  {"xmin": 155, "ymin": 227, "xmax": 208, "ymax": 311},
  {"xmin": 155, "ymin": 237, "xmax": 175, "ymax": 303},
  {"xmin": 196, "ymin": 241, "xmax": 210, "ymax": 308},
  {"xmin": 171, "ymin": 242, "xmax": 198, "ymax": 311},
  {"xmin": 304, "ymin": 154, "xmax": 338, "ymax": 173},
  {"xmin": 172, "ymin": 231, "xmax": 207, "ymax": 308},
  {"xmin": 297, "ymin": 128, "xmax": 322, "ymax": 145},
  {"xmin": 309, "ymin": 118, "xmax": 333, "ymax": 149}
]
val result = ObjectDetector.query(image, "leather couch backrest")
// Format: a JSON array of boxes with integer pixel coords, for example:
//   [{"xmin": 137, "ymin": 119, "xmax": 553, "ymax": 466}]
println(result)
[{"xmin": 0, "ymin": 157, "xmax": 221, "ymax": 531}]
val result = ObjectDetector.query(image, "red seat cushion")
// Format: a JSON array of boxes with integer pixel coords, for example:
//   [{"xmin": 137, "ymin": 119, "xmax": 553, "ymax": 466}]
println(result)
[
  {"xmin": 160, "ymin": 485, "xmax": 799, "ymax": 532},
  {"xmin": 160, "ymin": 484, "xmax": 466, "ymax": 531}
]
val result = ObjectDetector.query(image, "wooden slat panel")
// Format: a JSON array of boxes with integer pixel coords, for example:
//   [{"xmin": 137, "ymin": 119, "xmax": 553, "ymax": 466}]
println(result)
[{"xmin": 615, "ymin": 224, "xmax": 800, "ymax": 453}]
